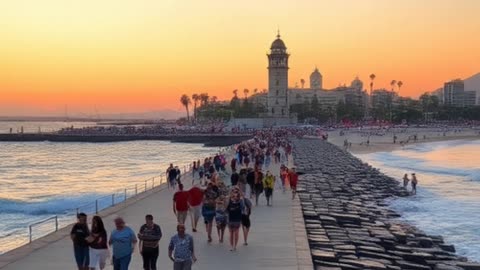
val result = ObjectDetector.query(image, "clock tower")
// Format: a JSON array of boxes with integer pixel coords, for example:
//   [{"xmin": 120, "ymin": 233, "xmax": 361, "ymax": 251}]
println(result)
[{"xmin": 267, "ymin": 32, "xmax": 290, "ymax": 117}]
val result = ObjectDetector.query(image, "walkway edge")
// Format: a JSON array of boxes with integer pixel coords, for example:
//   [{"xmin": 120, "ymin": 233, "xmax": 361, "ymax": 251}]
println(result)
[
  {"xmin": 293, "ymin": 198, "xmax": 314, "ymax": 269},
  {"xmin": 0, "ymin": 184, "xmax": 167, "ymax": 269}
]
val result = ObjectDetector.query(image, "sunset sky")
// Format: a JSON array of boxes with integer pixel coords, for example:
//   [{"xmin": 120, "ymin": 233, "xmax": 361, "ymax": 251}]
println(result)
[{"xmin": 1, "ymin": 0, "xmax": 479, "ymax": 116}]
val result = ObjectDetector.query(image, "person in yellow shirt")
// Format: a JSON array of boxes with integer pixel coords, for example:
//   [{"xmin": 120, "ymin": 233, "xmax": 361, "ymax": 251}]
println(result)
[{"xmin": 263, "ymin": 171, "xmax": 275, "ymax": 206}]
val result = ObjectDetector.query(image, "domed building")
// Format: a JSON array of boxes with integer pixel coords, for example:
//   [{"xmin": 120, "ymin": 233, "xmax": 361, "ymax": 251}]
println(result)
[
  {"xmin": 310, "ymin": 67, "xmax": 323, "ymax": 89},
  {"xmin": 351, "ymin": 76, "xmax": 364, "ymax": 91}
]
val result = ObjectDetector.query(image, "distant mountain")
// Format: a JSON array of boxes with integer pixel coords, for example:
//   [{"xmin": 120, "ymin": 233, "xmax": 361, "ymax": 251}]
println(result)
[
  {"xmin": 433, "ymin": 73, "xmax": 480, "ymax": 105},
  {"xmin": 464, "ymin": 72, "xmax": 480, "ymax": 92}
]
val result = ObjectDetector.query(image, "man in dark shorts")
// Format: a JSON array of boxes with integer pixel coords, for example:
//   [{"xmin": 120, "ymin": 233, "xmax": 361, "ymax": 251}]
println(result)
[
  {"xmin": 70, "ymin": 212, "xmax": 90, "ymax": 270},
  {"xmin": 241, "ymin": 197, "xmax": 252, "ymax": 246},
  {"xmin": 167, "ymin": 164, "xmax": 178, "ymax": 190}
]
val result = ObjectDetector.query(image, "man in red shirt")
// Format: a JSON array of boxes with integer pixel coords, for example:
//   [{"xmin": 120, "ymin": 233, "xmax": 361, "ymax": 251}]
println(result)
[
  {"xmin": 289, "ymin": 168, "xmax": 299, "ymax": 200},
  {"xmin": 188, "ymin": 185, "xmax": 204, "ymax": 232},
  {"xmin": 173, "ymin": 184, "xmax": 190, "ymax": 225}
]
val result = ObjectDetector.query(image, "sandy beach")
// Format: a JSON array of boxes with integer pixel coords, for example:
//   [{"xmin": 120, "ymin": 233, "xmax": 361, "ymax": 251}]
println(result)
[{"xmin": 325, "ymin": 127, "xmax": 480, "ymax": 154}]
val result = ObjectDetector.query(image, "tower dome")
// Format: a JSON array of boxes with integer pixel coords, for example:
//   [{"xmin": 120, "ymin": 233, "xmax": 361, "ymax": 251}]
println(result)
[
  {"xmin": 351, "ymin": 76, "xmax": 364, "ymax": 90},
  {"xmin": 310, "ymin": 67, "xmax": 323, "ymax": 89},
  {"xmin": 270, "ymin": 32, "xmax": 287, "ymax": 52}
]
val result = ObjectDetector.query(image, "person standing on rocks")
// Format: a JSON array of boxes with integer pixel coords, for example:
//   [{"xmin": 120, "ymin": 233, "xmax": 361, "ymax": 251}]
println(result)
[
  {"xmin": 289, "ymin": 167, "xmax": 299, "ymax": 200},
  {"xmin": 403, "ymin": 173, "xmax": 410, "ymax": 188},
  {"xmin": 411, "ymin": 173, "xmax": 418, "ymax": 195}
]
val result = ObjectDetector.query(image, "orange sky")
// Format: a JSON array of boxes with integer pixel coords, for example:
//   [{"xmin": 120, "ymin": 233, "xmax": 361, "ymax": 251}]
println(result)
[{"xmin": 1, "ymin": 0, "xmax": 479, "ymax": 116}]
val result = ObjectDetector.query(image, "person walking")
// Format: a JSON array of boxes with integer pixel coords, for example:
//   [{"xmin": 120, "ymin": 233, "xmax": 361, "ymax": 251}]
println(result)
[
  {"xmin": 188, "ymin": 185, "xmax": 203, "ymax": 232},
  {"xmin": 241, "ymin": 196, "xmax": 252, "ymax": 246},
  {"xmin": 289, "ymin": 167, "xmax": 299, "ymax": 200},
  {"xmin": 167, "ymin": 164, "xmax": 178, "ymax": 190},
  {"xmin": 411, "ymin": 173, "xmax": 418, "ymax": 195},
  {"xmin": 173, "ymin": 184, "xmax": 190, "ymax": 225},
  {"xmin": 253, "ymin": 167, "xmax": 264, "ymax": 206},
  {"xmin": 215, "ymin": 195, "xmax": 227, "ymax": 243},
  {"xmin": 202, "ymin": 183, "xmax": 218, "ymax": 243},
  {"xmin": 168, "ymin": 224, "xmax": 197, "ymax": 270},
  {"xmin": 138, "ymin": 215, "xmax": 162, "ymax": 270},
  {"xmin": 109, "ymin": 217, "xmax": 137, "ymax": 270},
  {"xmin": 263, "ymin": 171, "xmax": 275, "ymax": 206},
  {"xmin": 71, "ymin": 213, "xmax": 90, "ymax": 270},
  {"xmin": 87, "ymin": 216, "xmax": 108, "ymax": 270},
  {"xmin": 226, "ymin": 187, "xmax": 244, "ymax": 251},
  {"xmin": 403, "ymin": 173, "xmax": 410, "ymax": 188}
]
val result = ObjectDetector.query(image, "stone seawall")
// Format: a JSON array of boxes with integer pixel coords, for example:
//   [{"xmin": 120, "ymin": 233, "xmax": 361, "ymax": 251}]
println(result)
[
  {"xmin": 0, "ymin": 134, "xmax": 252, "ymax": 147},
  {"xmin": 293, "ymin": 138, "xmax": 480, "ymax": 270}
]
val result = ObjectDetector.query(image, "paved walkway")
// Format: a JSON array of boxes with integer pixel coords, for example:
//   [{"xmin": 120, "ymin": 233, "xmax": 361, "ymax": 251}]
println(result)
[{"xmin": 0, "ymin": 167, "xmax": 312, "ymax": 270}]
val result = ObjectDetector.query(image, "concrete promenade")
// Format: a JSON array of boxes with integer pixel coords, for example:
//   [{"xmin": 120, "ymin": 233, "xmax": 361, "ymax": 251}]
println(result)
[{"xmin": 0, "ymin": 168, "xmax": 313, "ymax": 269}]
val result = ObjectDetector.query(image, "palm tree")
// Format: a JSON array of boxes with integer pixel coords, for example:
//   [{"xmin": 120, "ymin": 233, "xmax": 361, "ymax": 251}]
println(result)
[
  {"xmin": 369, "ymin": 74, "xmax": 376, "ymax": 95},
  {"xmin": 300, "ymin": 79, "xmax": 305, "ymax": 88},
  {"xmin": 199, "ymin": 93, "xmax": 209, "ymax": 106},
  {"xmin": 192, "ymin": 93, "xmax": 199, "ymax": 121},
  {"xmin": 211, "ymin": 96, "xmax": 218, "ymax": 103},
  {"xmin": 233, "ymin": 89, "xmax": 238, "ymax": 98},
  {"xmin": 397, "ymin": 81, "xmax": 403, "ymax": 93},
  {"xmin": 253, "ymin": 88, "xmax": 258, "ymax": 95},
  {"xmin": 243, "ymin": 88, "xmax": 249, "ymax": 100},
  {"xmin": 390, "ymin": 80, "xmax": 397, "ymax": 92},
  {"xmin": 180, "ymin": 94, "xmax": 191, "ymax": 123}
]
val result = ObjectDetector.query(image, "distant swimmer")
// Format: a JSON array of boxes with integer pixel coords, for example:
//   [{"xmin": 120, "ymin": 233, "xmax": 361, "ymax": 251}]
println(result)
[
  {"xmin": 411, "ymin": 173, "xmax": 418, "ymax": 195},
  {"xmin": 403, "ymin": 173, "xmax": 410, "ymax": 188}
]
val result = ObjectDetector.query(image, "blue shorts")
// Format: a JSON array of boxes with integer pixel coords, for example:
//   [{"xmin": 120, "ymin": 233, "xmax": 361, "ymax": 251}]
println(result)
[{"xmin": 74, "ymin": 245, "xmax": 89, "ymax": 268}]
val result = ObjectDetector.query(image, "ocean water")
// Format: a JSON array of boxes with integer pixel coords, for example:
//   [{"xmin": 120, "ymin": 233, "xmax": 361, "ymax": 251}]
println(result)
[
  {"xmin": 0, "ymin": 139, "xmax": 219, "ymax": 253},
  {"xmin": 356, "ymin": 139, "xmax": 480, "ymax": 262}
]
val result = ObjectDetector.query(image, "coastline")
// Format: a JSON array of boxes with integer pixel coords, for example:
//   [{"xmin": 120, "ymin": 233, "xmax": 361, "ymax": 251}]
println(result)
[
  {"xmin": 293, "ymin": 137, "xmax": 480, "ymax": 269},
  {"xmin": 325, "ymin": 131, "xmax": 480, "ymax": 155}
]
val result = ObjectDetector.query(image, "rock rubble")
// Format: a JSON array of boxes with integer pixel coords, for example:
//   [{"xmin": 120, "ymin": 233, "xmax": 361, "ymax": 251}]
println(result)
[{"xmin": 293, "ymin": 138, "xmax": 480, "ymax": 270}]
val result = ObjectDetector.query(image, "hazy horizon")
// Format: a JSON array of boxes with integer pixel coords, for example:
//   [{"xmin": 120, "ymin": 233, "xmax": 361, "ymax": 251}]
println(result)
[{"xmin": 2, "ymin": 0, "xmax": 480, "ymax": 116}]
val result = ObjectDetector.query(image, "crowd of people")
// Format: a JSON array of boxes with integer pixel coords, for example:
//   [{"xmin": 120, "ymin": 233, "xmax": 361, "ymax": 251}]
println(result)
[{"xmin": 70, "ymin": 130, "xmax": 299, "ymax": 270}]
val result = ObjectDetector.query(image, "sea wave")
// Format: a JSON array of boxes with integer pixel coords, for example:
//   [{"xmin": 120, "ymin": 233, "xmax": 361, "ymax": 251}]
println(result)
[
  {"xmin": 370, "ymin": 152, "xmax": 480, "ymax": 181},
  {"xmin": 0, "ymin": 194, "xmax": 103, "ymax": 215}
]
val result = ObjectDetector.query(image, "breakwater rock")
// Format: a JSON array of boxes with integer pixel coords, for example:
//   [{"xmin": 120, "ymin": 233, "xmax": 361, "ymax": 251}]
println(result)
[
  {"xmin": 293, "ymin": 138, "xmax": 480, "ymax": 270},
  {"xmin": 0, "ymin": 133, "xmax": 252, "ymax": 147}
]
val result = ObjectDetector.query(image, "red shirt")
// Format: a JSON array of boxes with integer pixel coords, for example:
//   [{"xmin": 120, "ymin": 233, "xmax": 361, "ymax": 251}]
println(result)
[
  {"xmin": 188, "ymin": 187, "xmax": 204, "ymax": 207},
  {"xmin": 173, "ymin": 191, "xmax": 190, "ymax": 211},
  {"xmin": 289, "ymin": 172, "xmax": 298, "ymax": 188}
]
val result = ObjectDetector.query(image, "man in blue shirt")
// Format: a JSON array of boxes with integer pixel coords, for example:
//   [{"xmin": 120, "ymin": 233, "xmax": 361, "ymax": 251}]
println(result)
[
  {"xmin": 168, "ymin": 224, "xmax": 196, "ymax": 270},
  {"xmin": 109, "ymin": 217, "xmax": 137, "ymax": 270}
]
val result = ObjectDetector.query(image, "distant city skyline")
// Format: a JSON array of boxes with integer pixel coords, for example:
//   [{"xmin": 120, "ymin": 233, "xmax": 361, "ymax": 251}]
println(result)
[{"xmin": 1, "ymin": 0, "xmax": 480, "ymax": 116}]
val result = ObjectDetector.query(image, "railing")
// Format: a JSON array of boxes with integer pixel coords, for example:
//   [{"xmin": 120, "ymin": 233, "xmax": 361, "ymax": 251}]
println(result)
[
  {"xmin": 24, "ymin": 163, "xmax": 193, "ymax": 245},
  {"xmin": 0, "ymin": 145, "xmax": 238, "ymax": 254}
]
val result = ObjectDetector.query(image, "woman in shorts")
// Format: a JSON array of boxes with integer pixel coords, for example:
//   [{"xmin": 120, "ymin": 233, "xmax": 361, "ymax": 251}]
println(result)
[
  {"xmin": 226, "ymin": 188, "xmax": 244, "ymax": 251},
  {"xmin": 202, "ymin": 183, "xmax": 218, "ymax": 242},
  {"xmin": 215, "ymin": 196, "xmax": 227, "ymax": 243},
  {"xmin": 86, "ymin": 216, "xmax": 109, "ymax": 270}
]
